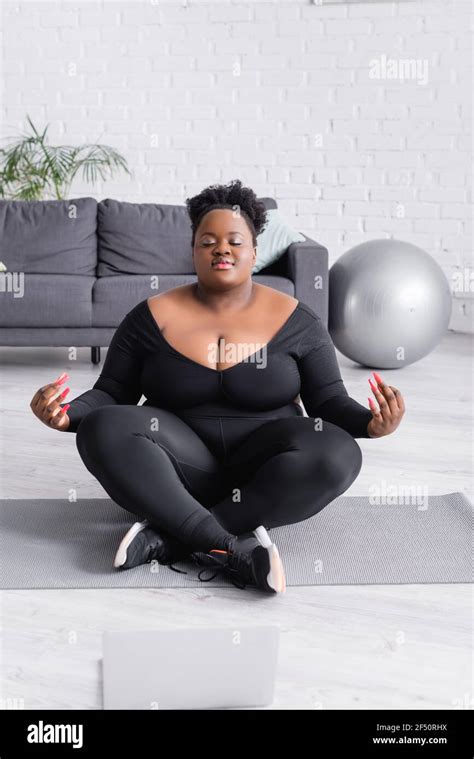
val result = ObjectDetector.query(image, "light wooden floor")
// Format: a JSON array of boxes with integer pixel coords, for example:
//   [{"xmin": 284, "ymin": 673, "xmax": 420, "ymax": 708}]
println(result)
[{"xmin": 0, "ymin": 331, "xmax": 472, "ymax": 710}]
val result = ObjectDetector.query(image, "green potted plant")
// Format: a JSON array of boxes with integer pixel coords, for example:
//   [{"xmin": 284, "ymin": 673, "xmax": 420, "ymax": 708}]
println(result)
[{"xmin": 0, "ymin": 113, "xmax": 131, "ymax": 200}]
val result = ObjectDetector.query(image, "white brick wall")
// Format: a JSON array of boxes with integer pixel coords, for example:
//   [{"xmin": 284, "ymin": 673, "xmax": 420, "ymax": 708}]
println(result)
[{"xmin": 1, "ymin": 0, "xmax": 472, "ymax": 332}]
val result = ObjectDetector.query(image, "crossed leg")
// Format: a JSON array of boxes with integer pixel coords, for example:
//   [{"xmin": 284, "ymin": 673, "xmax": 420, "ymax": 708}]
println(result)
[
  {"xmin": 209, "ymin": 415, "xmax": 363, "ymax": 534},
  {"xmin": 75, "ymin": 405, "xmax": 363, "ymax": 549}
]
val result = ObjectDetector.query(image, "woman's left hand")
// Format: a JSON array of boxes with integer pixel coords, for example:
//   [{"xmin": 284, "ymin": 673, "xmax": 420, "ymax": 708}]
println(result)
[{"xmin": 366, "ymin": 371, "xmax": 405, "ymax": 438}]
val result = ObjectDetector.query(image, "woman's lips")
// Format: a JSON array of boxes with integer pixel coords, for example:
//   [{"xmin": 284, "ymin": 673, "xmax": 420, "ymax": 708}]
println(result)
[{"xmin": 212, "ymin": 261, "xmax": 234, "ymax": 269}]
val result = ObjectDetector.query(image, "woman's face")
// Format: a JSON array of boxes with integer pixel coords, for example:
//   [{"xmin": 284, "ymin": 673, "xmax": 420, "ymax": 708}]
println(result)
[{"xmin": 192, "ymin": 208, "xmax": 257, "ymax": 289}]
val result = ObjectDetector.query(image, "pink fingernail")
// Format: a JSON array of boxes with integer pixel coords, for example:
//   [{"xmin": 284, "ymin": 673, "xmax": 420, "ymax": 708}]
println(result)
[
  {"xmin": 60, "ymin": 404, "xmax": 70, "ymax": 413},
  {"xmin": 59, "ymin": 387, "xmax": 70, "ymax": 398},
  {"xmin": 373, "ymin": 371, "xmax": 383, "ymax": 385},
  {"xmin": 368, "ymin": 378, "xmax": 377, "ymax": 391}
]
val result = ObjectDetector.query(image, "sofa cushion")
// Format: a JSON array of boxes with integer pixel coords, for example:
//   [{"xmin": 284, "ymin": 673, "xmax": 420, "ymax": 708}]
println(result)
[
  {"xmin": 92, "ymin": 273, "xmax": 294, "ymax": 326},
  {"xmin": 0, "ymin": 198, "xmax": 97, "ymax": 275},
  {"xmin": 0, "ymin": 275, "xmax": 94, "ymax": 327},
  {"xmin": 97, "ymin": 200, "xmax": 194, "ymax": 277},
  {"xmin": 96, "ymin": 197, "xmax": 278, "ymax": 277},
  {"xmin": 252, "ymin": 209, "xmax": 305, "ymax": 273}
]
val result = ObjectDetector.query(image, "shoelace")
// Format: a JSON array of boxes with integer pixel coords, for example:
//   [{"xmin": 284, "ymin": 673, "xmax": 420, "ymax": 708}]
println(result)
[
  {"xmin": 144, "ymin": 540, "xmax": 191, "ymax": 574},
  {"xmin": 168, "ymin": 563, "xmax": 188, "ymax": 574},
  {"xmin": 197, "ymin": 564, "xmax": 248, "ymax": 590},
  {"xmin": 163, "ymin": 553, "xmax": 210, "ymax": 576},
  {"xmin": 152, "ymin": 550, "xmax": 249, "ymax": 589},
  {"xmin": 195, "ymin": 550, "xmax": 250, "ymax": 590}
]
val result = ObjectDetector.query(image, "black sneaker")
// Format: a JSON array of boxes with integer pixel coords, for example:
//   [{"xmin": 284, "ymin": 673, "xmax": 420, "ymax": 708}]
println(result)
[
  {"xmin": 113, "ymin": 520, "xmax": 193, "ymax": 572},
  {"xmin": 195, "ymin": 525, "xmax": 286, "ymax": 594}
]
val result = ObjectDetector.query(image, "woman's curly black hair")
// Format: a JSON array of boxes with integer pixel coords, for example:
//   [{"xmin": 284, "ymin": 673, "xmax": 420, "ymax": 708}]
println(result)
[{"xmin": 185, "ymin": 179, "xmax": 269, "ymax": 248}]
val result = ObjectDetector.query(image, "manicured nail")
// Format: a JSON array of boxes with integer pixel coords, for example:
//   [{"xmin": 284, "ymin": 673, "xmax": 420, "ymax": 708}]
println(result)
[
  {"xmin": 372, "ymin": 371, "xmax": 384, "ymax": 385},
  {"xmin": 59, "ymin": 387, "xmax": 70, "ymax": 398},
  {"xmin": 368, "ymin": 397, "xmax": 374, "ymax": 408},
  {"xmin": 60, "ymin": 404, "xmax": 70, "ymax": 413},
  {"xmin": 55, "ymin": 372, "xmax": 67, "ymax": 381},
  {"xmin": 55, "ymin": 374, "xmax": 69, "ymax": 385},
  {"xmin": 368, "ymin": 378, "xmax": 377, "ymax": 392}
]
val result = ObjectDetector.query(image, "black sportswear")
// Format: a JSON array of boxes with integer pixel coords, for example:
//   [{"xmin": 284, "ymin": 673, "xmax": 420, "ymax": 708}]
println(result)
[
  {"xmin": 69, "ymin": 296, "xmax": 369, "ymax": 555},
  {"xmin": 62, "ymin": 298, "xmax": 373, "ymax": 439}
]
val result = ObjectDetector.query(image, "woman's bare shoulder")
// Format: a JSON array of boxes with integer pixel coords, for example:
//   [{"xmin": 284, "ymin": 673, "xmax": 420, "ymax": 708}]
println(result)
[
  {"xmin": 147, "ymin": 285, "xmax": 193, "ymax": 313},
  {"xmin": 254, "ymin": 283, "xmax": 298, "ymax": 312}
]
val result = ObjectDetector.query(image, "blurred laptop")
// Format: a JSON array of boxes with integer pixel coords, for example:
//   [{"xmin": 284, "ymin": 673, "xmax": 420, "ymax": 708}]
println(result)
[{"xmin": 102, "ymin": 625, "xmax": 280, "ymax": 710}]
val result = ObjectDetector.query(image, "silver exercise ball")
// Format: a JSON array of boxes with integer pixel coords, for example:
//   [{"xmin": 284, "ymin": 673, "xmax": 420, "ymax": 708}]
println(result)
[{"xmin": 328, "ymin": 239, "xmax": 452, "ymax": 369}]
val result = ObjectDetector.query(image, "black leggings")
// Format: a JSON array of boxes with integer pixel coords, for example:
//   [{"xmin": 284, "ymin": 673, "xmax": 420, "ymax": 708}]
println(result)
[{"xmin": 75, "ymin": 403, "xmax": 363, "ymax": 553}]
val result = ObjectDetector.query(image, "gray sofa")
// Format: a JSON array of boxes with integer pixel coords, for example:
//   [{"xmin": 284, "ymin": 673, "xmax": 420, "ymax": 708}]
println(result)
[{"xmin": 0, "ymin": 196, "xmax": 328, "ymax": 363}]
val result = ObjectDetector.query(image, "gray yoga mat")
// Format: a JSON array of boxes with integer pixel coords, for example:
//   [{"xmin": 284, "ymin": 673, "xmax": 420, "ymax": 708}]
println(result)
[{"xmin": 0, "ymin": 493, "xmax": 472, "ymax": 589}]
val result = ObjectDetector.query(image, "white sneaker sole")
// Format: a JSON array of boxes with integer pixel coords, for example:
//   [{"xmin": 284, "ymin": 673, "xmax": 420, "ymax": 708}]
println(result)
[
  {"xmin": 253, "ymin": 525, "xmax": 286, "ymax": 593},
  {"xmin": 113, "ymin": 520, "xmax": 149, "ymax": 569}
]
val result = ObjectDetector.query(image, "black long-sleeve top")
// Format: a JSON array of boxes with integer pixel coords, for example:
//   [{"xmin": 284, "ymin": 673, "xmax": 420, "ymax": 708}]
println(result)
[{"xmin": 61, "ymin": 298, "xmax": 373, "ymax": 438}]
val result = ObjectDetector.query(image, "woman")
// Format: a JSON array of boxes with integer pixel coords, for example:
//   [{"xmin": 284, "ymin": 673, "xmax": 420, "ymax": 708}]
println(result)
[{"xmin": 30, "ymin": 179, "xmax": 405, "ymax": 595}]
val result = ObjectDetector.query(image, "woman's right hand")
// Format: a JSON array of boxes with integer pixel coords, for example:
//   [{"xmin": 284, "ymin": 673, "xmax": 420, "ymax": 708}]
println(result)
[{"xmin": 30, "ymin": 371, "xmax": 72, "ymax": 431}]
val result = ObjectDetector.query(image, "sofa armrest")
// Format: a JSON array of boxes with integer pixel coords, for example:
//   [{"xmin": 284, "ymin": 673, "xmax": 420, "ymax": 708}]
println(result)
[{"xmin": 286, "ymin": 235, "xmax": 328, "ymax": 326}]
